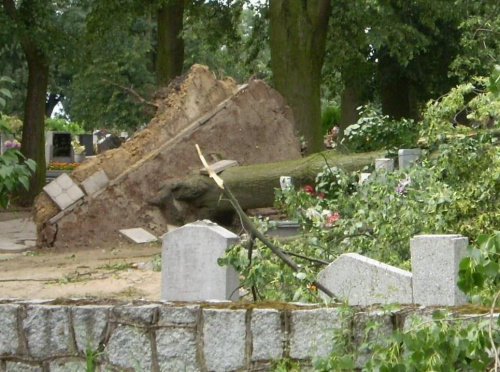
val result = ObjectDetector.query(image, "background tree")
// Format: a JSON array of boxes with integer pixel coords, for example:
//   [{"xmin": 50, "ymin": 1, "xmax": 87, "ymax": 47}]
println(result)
[
  {"xmin": 269, "ymin": 0, "xmax": 331, "ymax": 154},
  {"xmin": 1, "ymin": 0, "xmax": 52, "ymax": 205}
]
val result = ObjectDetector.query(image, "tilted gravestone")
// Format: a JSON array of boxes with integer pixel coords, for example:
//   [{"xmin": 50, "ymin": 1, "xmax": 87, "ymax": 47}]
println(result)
[
  {"xmin": 317, "ymin": 253, "xmax": 413, "ymax": 306},
  {"xmin": 161, "ymin": 220, "xmax": 240, "ymax": 301},
  {"xmin": 318, "ymin": 234, "xmax": 469, "ymax": 306}
]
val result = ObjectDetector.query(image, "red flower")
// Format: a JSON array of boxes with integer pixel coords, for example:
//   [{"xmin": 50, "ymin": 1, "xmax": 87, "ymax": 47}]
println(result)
[{"xmin": 304, "ymin": 185, "xmax": 315, "ymax": 195}]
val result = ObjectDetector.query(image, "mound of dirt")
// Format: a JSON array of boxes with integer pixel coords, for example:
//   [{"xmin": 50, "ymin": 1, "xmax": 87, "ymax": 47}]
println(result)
[{"xmin": 34, "ymin": 65, "xmax": 301, "ymax": 249}]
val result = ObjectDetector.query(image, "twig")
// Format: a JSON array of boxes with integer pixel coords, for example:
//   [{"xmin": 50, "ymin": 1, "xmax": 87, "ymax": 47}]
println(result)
[
  {"xmin": 195, "ymin": 144, "xmax": 336, "ymax": 299},
  {"xmin": 283, "ymin": 250, "xmax": 330, "ymax": 266},
  {"xmin": 102, "ymin": 79, "xmax": 159, "ymax": 110}
]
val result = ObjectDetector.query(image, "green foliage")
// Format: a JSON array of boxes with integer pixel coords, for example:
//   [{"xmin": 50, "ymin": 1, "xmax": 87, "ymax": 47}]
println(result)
[
  {"xmin": 321, "ymin": 105, "xmax": 340, "ymax": 135},
  {"xmin": 458, "ymin": 231, "xmax": 500, "ymax": 305},
  {"xmin": 314, "ymin": 307, "xmax": 496, "ymax": 371},
  {"xmin": 0, "ymin": 77, "xmax": 35, "ymax": 208},
  {"xmin": 45, "ymin": 117, "xmax": 85, "ymax": 135},
  {"xmin": 343, "ymin": 105, "xmax": 418, "ymax": 152}
]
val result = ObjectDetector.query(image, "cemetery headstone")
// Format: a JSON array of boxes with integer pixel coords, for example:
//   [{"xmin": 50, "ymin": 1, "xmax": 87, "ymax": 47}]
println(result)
[
  {"xmin": 398, "ymin": 149, "xmax": 422, "ymax": 169},
  {"xmin": 78, "ymin": 134, "xmax": 94, "ymax": 156},
  {"xmin": 161, "ymin": 220, "xmax": 240, "ymax": 301},
  {"xmin": 375, "ymin": 158, "xmax": 395, "ymax": 172},
  {"xmin": 410, "ymin": 234, "xmax": 468, "ymax": 306},
  {"xmin": 317, "ymin": 253, "xmax": 413, "ymax": 305}
]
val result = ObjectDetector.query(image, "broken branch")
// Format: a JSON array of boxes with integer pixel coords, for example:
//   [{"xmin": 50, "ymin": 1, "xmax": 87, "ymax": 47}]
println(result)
[
  {"xmin": 102, "ymin": 79, "xmax": 159, "ymax": 110},
  {"xmin": 196, "ymin": 144, "xmax": 335, "ymax": 299}
]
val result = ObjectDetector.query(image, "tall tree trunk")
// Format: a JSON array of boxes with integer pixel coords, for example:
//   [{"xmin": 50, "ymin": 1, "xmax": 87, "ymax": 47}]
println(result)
[
  {"xmin": 3, "ymin": 0, "xmax": 48, "ymax": 206},
  {"xmin": 378, "ymin": 52, "xmax": 411, "ymax": 120},
  {"xmin": 269, "ymin": 0, "xmax": 331, "ymax": 154},
  {"xmin": 156, "ymin": 0, "xmax": 185, "ymax": 86},
  {"xmin": 340, "ymin": 84, "xmax": 363, "ymax": 139}
]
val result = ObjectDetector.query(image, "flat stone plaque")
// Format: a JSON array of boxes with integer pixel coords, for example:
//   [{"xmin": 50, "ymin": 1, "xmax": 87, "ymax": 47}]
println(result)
[{"xmin": 119, "ymin": 228, "xmax": 158, "ymax": 243}]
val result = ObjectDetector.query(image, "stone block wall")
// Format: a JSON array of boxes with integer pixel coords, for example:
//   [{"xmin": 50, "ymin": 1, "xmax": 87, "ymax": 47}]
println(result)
[{"xmin": 0, "ymin": 299, "xmax": 478, "ymax": 372}]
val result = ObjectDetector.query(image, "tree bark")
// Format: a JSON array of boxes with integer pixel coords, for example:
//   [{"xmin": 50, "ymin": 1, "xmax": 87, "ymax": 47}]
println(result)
[
  {"xmin": 150, "ymin": 150, "xmax": 384, "ymax": 223},
  {"xmin": 156, "ymin": 0, "xmax": 185, "ymax": 86},
  {"xmin": 269, "ymin": 0, "xmax": 331, "ymax": 154},
  {"xmin": 340, "ymin": 84, "xmax": 363, "ymax": 139},
  {"xmin": 3, "ymin": 0, "xmax": 48, "ymax": 206},
  {"xmin": 378, "ymin": 52, "xmax": 411, "ymax": 120}
]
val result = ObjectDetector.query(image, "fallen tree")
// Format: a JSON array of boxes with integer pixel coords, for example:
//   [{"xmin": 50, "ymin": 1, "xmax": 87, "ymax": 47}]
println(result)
[{"xmin": 150, "ymin": 149, "xmax": 385, "ymax": 223}]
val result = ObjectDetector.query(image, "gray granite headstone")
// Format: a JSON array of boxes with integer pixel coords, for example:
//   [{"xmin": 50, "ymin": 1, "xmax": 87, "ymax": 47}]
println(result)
[
  {"xmin": 411, "ymin": 234, "xmax": 468, "ymax": 306},
  {"xmin": 317, "ymin": 253, "xmax": 413, "ymax": 305},
  {"xmin": 161, "ymin": 220, "xmax": 240, "ymax": 301}
]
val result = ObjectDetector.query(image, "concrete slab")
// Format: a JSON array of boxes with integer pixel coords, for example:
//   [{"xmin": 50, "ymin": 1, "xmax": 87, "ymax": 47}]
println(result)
[
  {"xmin": 43, "ymin": 173, "xmax": 85, "ymax": 210},
  {"xmin": 119, "ymin": 228, "xmax": 158, "ymax": 244},
  {"xmin": 81, "ymin": 170, "xmax": 109, "ymax": 196},
  {"xmin": 0, "ymin": 218, "xmax": 37, "ymax": 253}
]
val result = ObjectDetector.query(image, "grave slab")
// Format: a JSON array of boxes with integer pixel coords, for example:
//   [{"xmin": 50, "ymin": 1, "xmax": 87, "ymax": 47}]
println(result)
[
  {"xmin": 81, "ymin": 170, "xmax": 109, "ymax": 196},
  {"xmin": 317, "ymin": 253, "xmax": 413, "ymax": 305},
  {"xmin": 119, "ymin": 228, "xmax": 157, "ymax": 244},
  {"xmin": 411, "ymin": 234, "xmax": 468, "ymax": 306},
  {"xmin": 375, "ymin": 158, "xmax": 395, "ymax": 172},
  {"xmin": 398, "ymin": 149, "xmax": 422, "ymax": 169},
  {"xmin": 161, "ymin": 220, "xmax": 240, "ymax": 301},
  {"xmin": 199, "ymin": 159, "xmax": 238, "ymax": 175},
  {"xmin": 43, "ymin": 173, "xmax": 84, "ymax": 210}
]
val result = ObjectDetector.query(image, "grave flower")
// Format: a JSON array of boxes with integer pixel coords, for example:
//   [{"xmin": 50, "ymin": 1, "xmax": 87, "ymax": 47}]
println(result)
[
  {"xmin": 396, "ymin": 174, "xmax": 412, "ymax": 195},
  {"xmin": 4, "ymin": 139, "xmax": 20, "ymax": 149},
  {"xmin": 71, "ymin": 138, "xmax": 85, "ymax": 155},
  {"xmin": 322, "ymin": 210, "xmax": 340, "ymax": 228}
]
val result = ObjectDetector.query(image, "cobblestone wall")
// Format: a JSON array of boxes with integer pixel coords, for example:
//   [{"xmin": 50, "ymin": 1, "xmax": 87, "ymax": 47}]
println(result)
[{"xmin": 0, "ymin": 299, "xmax": 423, "ymax": 371}]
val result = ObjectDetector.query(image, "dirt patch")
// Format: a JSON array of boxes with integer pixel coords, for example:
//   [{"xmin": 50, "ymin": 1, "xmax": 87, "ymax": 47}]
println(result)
[
  {"xmin": 0, "ymin": 242, "xmax": 162, "ymax": 300},
  {"xmin": 34, "ymin": 64, "xmax": 301, "ymax": 250}
]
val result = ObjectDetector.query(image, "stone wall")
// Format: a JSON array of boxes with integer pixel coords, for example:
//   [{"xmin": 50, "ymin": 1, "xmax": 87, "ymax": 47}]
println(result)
[{"xmin": 0, "ymin": 299, "xmax": 477, "ymax": 372}]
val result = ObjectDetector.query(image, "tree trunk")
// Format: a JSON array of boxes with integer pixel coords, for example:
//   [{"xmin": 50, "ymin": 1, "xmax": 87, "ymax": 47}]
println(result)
[
  {"xmin": 3, "ymin": 0, "xmax": 48, "ymax": 206},
  {"xmin": 156, "ymin": 0, "xmax": 185, "ymax": 86},
  {"xmin": 378, "ymin": 52, "xmax": 411, "ymax": 120},
  {"xmin": 340, "ymin": 84, "xmax": 363, "ymax": 139},
  {"xmin": 150, "ymin": 150, "xmax": 384, "ymax": 224},
  {"xmin": 269, "ymin": 0, "xmax": 331, "ymax": 154}
]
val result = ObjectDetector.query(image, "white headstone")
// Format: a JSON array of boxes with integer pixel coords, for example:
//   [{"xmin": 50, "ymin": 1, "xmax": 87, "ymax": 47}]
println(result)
[
  {"xmin": 317, "ymin": 253, "xmax": 413, "ymax": 306},
  {"xmin": 161, "ymin": 220, "xmax": 240, "ymax": 301},
  {"xmin": 398, "ymin": 149, "xmax": 422, "ymax": 169},
  {"xmin": 410, "ymin": 234, "xmax": 468, "ymax": 306}
]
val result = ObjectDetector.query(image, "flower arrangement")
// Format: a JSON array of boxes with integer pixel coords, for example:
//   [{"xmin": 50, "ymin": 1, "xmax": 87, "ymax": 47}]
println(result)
[
  {"xmin": 71, "ymin": 138, "xmax": 85, "ymax": 155},
  {"xmin": 48, "ymin": 162, "xmax": 78, "ymax": 171}
]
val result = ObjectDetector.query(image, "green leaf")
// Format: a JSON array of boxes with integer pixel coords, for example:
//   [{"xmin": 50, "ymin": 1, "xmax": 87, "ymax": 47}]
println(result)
[
  {"xmin": 18, "ymin": 175, "xmax": 29, "ymax": 191},
  {"xmin": 0, "ymin": 88, "xmax": 12, "ymax": 99}
]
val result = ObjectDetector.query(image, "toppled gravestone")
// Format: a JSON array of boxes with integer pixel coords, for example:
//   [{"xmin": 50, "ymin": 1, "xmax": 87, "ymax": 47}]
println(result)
[{"xmin": 33, "ymin": 64, "xmax": 302, "ymax": 248}]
